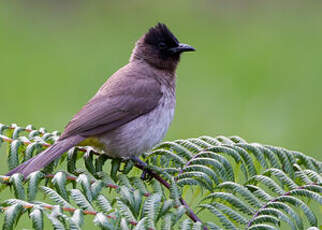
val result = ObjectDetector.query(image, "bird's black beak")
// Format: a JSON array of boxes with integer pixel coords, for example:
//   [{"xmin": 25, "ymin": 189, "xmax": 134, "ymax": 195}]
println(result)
[{"xmin": 169, "ymin": 43, "xmax": 195, "ymax": 54}]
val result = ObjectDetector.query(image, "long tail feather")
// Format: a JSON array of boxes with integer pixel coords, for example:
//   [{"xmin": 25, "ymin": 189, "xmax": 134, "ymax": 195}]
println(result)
[{"xmin": 6, "ymin": 135, "xmax": 84, "ymax": 178}]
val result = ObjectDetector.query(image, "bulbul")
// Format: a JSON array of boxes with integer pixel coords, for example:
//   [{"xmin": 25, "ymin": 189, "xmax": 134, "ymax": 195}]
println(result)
[{"xmin": 7, "ymin": 23, "xmax": 195, "ymax": 178}]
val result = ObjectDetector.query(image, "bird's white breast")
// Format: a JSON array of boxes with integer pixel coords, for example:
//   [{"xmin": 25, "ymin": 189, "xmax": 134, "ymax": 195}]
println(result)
[{"xmin": 98, "ymin": 84, "xmax": 175, "ymax": 158}]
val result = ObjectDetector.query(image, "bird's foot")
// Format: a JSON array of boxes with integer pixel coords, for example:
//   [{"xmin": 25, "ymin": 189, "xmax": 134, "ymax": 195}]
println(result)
[
  {"xmin": 130, "ymin": 156, "xmax": 153, "ymax": 181},
  {"xmin": 140, "ymin": 169, "xmax": 153, "ymax": 181}
]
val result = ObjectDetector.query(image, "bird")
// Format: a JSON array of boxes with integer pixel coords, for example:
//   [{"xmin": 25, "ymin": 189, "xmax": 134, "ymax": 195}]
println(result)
[{"xmin": 7, "ymin": 23, "xmax": 195, "ymax": 178}]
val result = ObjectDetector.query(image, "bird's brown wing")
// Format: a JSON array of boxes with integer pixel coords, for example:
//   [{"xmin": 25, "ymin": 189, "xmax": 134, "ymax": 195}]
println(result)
[{"xmin": 60, "ymin": 73, "xmax": 162, "ymax": 140}]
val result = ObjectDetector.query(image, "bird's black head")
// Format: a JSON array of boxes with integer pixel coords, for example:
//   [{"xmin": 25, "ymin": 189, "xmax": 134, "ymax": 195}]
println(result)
[{"xmin": 131, "ymin": 23, "xmax": 195, "ymax": 72}]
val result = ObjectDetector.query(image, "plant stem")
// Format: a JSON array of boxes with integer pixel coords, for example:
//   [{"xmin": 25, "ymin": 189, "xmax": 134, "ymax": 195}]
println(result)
[
  {"xmin": 45, "ymin": 174, "xmax": 120, "ymax": 189},
  {"xmin": 1, "ymin": 203, "xmax": 121, "ymax": 224}
]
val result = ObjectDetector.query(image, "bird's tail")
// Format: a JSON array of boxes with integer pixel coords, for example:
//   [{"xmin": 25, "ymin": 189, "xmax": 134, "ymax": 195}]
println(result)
[{"xmin": 6, "ymin": 135, "xmax": 84, "ymax": 178}]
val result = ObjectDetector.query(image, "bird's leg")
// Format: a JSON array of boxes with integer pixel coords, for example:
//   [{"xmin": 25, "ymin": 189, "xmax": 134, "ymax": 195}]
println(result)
[{"xmin": 130, "ymin": 156, "xmax": 153, "ymax": 181}]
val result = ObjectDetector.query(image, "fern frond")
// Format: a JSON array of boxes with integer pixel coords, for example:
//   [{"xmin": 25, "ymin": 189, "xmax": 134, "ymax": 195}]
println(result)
[
  {"xmin": 199, "ymin": 203, "xmax": 238, "ymax": 230},
  {"xmin": 41, "ymin": 186, "xmax": 73, "ymax": 209},
  {"xmin": 0, "ymin": 123, "xmax": 321, "ymax": 230},
  {"xmin": 70, "ymin": 189, "xmax": 95, "ymax": 211},
  {"xmin": 30, "ymin": 208, "xmax": 44, "ymax": 230},
  {"xmin": 203, "ymin": 192, "xmax": 255, "ymax": 215},
  {"xmin": 2, "ymin": 204, "xmax": 24, "ymax": 230}
]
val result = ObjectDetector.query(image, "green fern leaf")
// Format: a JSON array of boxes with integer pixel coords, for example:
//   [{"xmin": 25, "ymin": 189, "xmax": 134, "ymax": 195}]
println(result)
[
  {"xmin": 199, "ymin": 203, "xmax": 238, "ymax": 230},
  {"xmin": 265, "ymin": 201, "xmax": 303, "ymax": 230},
  {"xmin": 95, "ymin": 194, "xmax": 113, "ymax": 213},
  {"xmin": 256, "ymin": 207, "xmax": 296, "ymax": 230},
  {"xmin": 76, "ymin": 174, "xmax": 93, "ymax": 202},
  {"xmin": 46, "ymin": 206, "xmax": 65, "ymax": 230},
  {"xmin": 120, "ymin": 218, "xmax": 130, "ymax": 230},
  {"xmin": 70, "ymin": 189, "xmax": 94, "ymax": 211},
  {"xmin": 7, "ymin": 140, "xmax": 24, "ymax": 170},
  {"xmin": 217, "ymin": 182, "xmax": 263, "ymax": 208},
  {"xmin": 142, "ymin": 193, "xmax": 161, "ymax": 228},
  {"xmin": 133, "ymin": 217, "xmax": 148, "ymax": 230},
  {"xmin": 251, "ymin": 215, "xmax": 280, "ymax": 227},
  {"xmin": 182, "ymin": 165, "xmax": 219, "ymax": 185},
  {"xmin": 180, "ymin": 218, "xmax": 193, "ymax": 230},
  {"xmin": 41, "ymin": 186, "xmax": 72, "ymax": 209},
  {"xmin": 161, "ymin": 214, "xmax": 173, "ymax": 230},
  {"xmin": 3, "ymin": 204, "xmax": 24, "ymax": 230},
  {"xmin": 93, "ymin": 212, "xmax": 113, "ymax": 230},
  {"xmin": 52, "ymin": 171, "xmax": 69, "ymax": 202},
  {"xmin": 277, "ymin": 195, "xmax": 317, "ymax": 225},
  {"xmin": 70, "ymin": 209, "xmax": 84, "ymax": 228},
  {"xmin": 9, "ymin": 174, "xmax": 25, "ymax": 200},
  {"xmin": 210, "ymin": 201, "xmax": 248, "ymax": 225},
  {"xmin": 27, "ymin": 171, "xmax": 44, "ymax": 201},
  {"xmin": 117, "ymin": 199, "xmax": 137, "ymax": 224},
  {"xmin": 203, "ymin": 192, "xmax": 255, "ymax": 215},
  {"xmin": 91, "ymin": 180, "xmax": 104, "ymax": 200},
  {"xmin": 30, "ymin": 208, "xmax": 44, "ymax": 230},
  {"xmin": 248, "ymin": 223, "xmax": 278, "ymax": 230}
]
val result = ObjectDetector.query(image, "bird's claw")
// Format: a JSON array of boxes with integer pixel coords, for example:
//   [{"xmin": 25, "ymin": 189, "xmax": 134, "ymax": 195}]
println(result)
[
  {"xmin": 130, "ymin": 156, "xmax": 153, "ymax": 181},
  {"xmin": 140, "ymin": 168, "xmax": 153, "ymax": 181}
]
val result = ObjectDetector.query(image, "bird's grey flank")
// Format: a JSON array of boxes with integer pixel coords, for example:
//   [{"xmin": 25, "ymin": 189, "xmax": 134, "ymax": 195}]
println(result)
[{"xmin": 6, "ymin": 23, "xmax": 195, "ymax": 178}]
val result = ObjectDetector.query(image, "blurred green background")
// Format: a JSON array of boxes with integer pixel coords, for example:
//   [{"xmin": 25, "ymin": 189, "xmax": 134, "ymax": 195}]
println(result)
[{"xmin": 0, "ymin": 0, "xmax": 322, "ymax": 228}]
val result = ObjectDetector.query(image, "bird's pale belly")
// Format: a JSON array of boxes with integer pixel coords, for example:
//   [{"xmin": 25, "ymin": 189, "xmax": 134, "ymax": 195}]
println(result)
[{"xmin": 96, "ymin": 94, "xmax": 175, "ymax": 158}]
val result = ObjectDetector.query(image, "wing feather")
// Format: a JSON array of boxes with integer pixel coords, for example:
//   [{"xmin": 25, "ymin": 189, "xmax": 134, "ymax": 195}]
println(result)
[{"xmin": 60, "ymin": 66, "xmax": 162, "ymax": 140}]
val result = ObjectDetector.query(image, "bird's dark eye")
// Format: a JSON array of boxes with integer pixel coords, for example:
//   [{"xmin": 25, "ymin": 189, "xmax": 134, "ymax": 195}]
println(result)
[{"xmin": 158, "ymin": 42, "xmax": 167, "ymax": 49}]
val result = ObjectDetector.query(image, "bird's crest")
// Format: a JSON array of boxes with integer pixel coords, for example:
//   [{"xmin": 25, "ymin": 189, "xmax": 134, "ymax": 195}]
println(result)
[{"xmin": 144, "ymin": 23, "xmax": 179, "ymax": 47}]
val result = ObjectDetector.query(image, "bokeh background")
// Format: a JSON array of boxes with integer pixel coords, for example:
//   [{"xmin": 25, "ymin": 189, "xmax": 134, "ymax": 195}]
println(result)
[
  {"xmin": 1, "ymin": 0, "xmax": 322, "ymax": 159},
  {"xmin": 0, "ymin": 0, "xmax": 322, "ymax": 228}
]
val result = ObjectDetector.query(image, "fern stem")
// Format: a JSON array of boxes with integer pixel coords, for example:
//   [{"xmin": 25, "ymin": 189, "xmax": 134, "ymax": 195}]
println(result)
[
  {"xmin": 45, "ymin": 174, "xmax": 119, "ymax": 189},
  {"xmin": 0, "ymin": 174, "xmax": 119, "ymax": 190},
  {"xmin": 7, "ymin": 125, "xmax": 46, "ymax": 134},
  {"xmin": 0, "ymin": 135, "xmax": 101, "ymax": 155},
  {"xmin": 0, "ymin": 134, "xmax": 48, "ymax": 147},
  {"xmin": 131, "ymin": 156, "xmax": 209, "ymax": 230},
  {"xmin": 1, "ymin": 173, "xmax": 153, "ymax": 198},
  {"xmin": 1, "ymin": 203, "xmax": 120, "ymax": 223}
]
